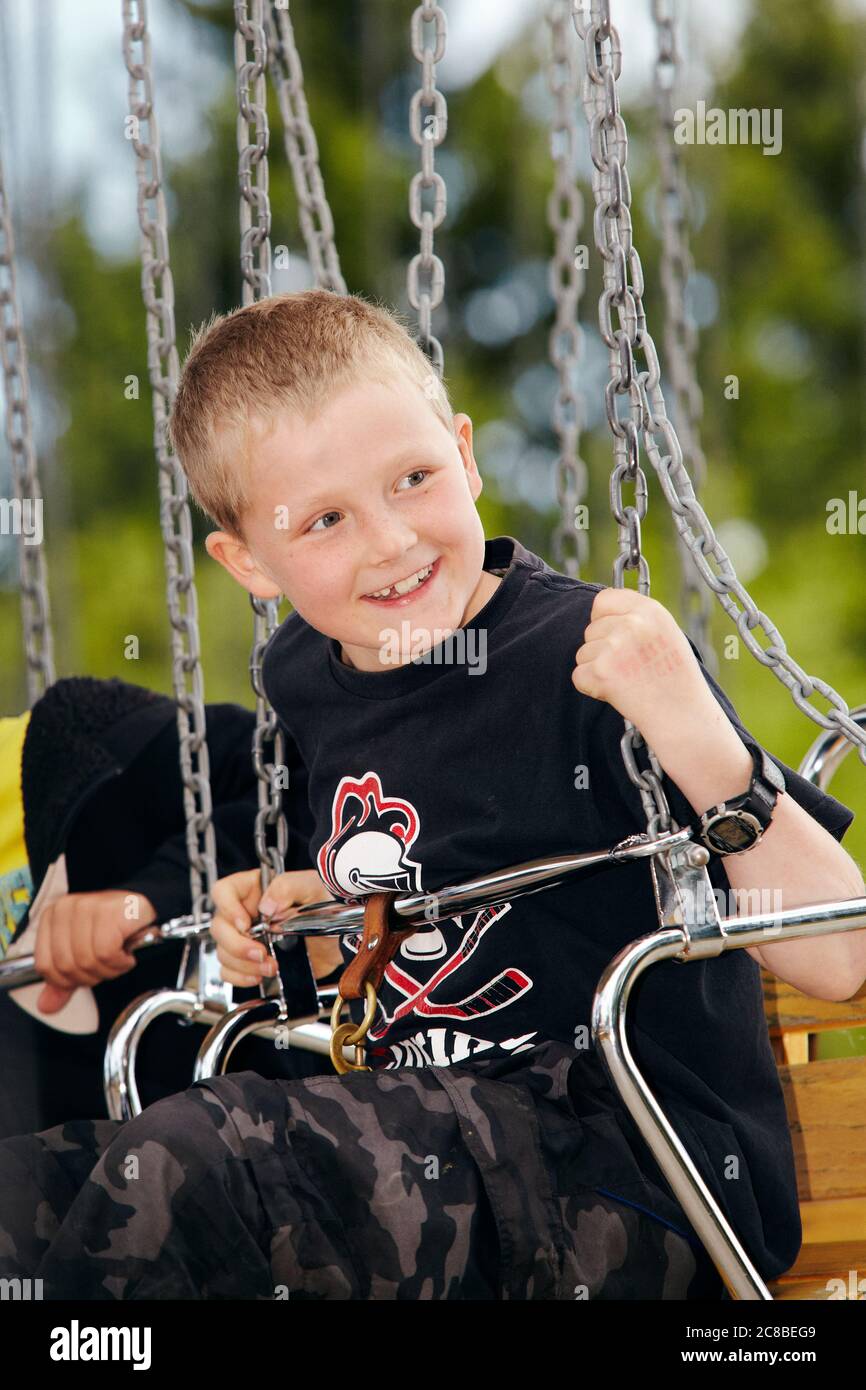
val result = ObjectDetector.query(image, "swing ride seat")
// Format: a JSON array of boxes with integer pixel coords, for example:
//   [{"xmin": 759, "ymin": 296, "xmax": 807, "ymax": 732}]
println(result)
[{"xmin": 762, "ymin": 975, "xmax": 866, "ymax": 1300}]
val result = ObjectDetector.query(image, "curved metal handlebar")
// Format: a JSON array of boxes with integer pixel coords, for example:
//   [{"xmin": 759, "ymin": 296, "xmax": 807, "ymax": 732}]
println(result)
[
  {"xmin": 0, "ymin": 918, "xmax": 208, "ymax": 993},
  {"xmin": 0, "ymin": 828, "xmax": 694, "ymax": 992},
  {"xmin": 246, "ymin": 827, "xmax": 696, "ymax": 940}
]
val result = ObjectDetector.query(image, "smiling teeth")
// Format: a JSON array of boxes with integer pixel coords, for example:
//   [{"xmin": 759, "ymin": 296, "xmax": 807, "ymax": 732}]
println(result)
[{"xmin": 368, "ymin": 563, "xmax": 433, "ymax": 599}]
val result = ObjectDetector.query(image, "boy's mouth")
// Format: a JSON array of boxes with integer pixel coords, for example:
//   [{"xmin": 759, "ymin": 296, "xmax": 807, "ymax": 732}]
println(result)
[{"xmin": 361, "ymin": 556, "xmax": 440, "ymax": 606}]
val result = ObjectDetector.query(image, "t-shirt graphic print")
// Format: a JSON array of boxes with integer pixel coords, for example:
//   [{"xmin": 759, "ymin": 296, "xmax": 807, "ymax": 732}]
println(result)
[{"xmin": 317, "ymin": 770, "xmax": 538, "ymax": 1068}]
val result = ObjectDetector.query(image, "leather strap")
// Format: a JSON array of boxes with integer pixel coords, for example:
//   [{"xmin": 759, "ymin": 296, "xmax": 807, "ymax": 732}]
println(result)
[{"xmin": 338, "ymin": 891, "xmax": 415, "ymax": 1000}]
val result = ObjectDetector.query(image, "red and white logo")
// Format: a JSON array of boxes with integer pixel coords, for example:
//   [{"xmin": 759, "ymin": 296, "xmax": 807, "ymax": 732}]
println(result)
[{"xmin": 317, "ymin": 772, "xmax": 533, "ymax": 1043}]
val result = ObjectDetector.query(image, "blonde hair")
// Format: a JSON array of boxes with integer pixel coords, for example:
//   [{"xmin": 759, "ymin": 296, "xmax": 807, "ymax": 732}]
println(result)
[{"xmin": 168, "ymin": 288, "xmax": 456, "ymax": 539}]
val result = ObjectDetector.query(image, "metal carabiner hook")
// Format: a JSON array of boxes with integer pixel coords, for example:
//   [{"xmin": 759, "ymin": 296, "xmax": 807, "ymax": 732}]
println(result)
[{"xmin": 329, "ymin": 979, "xmax": 378, "ymax": 1074}]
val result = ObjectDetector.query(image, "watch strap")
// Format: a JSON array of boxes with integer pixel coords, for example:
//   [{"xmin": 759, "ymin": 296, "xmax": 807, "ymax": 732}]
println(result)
[{"xmin": 698, "ymin": 740, "xmax": 785, "ymax": 856}]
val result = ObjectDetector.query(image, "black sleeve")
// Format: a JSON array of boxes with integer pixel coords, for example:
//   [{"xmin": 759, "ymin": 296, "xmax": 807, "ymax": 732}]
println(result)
[
  {"xmin": 115, "ymin": 702, "xmax": 316, "ymax": 925},
  {"xmin": 583, "ymin": 637, "xmax": 856, "ymax": 876}
]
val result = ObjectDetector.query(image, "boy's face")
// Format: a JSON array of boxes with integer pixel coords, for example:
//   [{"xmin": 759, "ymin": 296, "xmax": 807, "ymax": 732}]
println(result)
[{"xmin": 205, "ymin": 376, "xmax": 499, "ymax": 672}]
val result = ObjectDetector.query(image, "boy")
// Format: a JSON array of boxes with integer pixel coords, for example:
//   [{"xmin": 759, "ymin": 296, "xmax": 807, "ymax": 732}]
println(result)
[
  {"xmin": 0, "ymin": 674, "xmax": 334, "ymax": 1139},
  {"xmin": 0, "ymin": 289, "xmax": 861, "ymax": 1300}
]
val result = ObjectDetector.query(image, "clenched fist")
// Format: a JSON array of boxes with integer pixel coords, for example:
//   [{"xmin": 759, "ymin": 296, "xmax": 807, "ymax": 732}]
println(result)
[
  {"xmin": 34, "ymin": 889, "xmax": 156, "ymax": 1014},
  {"xmin": 572, "ymin": 586, "xmax": 709, "ymax": 738}
]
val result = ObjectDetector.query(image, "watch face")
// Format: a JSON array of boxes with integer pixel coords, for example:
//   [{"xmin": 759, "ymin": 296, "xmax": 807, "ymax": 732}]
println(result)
[{"xmin": 707, "ymin": 814, "xmax": 760, "ymax": 852}]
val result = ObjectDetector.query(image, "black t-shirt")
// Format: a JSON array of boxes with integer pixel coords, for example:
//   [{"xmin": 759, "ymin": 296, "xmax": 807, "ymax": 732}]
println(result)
[{"xmin": 262, "ymin": 534, "xmax": 856, "ymax": 1278}]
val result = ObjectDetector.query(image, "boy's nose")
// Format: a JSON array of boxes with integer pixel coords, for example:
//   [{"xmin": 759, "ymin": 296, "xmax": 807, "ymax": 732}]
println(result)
[{"xmin": 361, "ymin": 520, "xmax": 421, "ymax": 572}]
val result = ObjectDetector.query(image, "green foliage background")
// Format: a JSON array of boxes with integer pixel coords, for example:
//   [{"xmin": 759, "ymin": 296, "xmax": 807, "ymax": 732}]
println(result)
[{"xmin": 2, "ymin": 1, "xmax": 865, "ymax": 1040}]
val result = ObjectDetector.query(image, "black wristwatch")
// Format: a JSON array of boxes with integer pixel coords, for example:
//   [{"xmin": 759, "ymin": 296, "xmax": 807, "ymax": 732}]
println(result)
[{"xmin": 697, "ymin": 743, "xmax": 786, "ymax": 856}]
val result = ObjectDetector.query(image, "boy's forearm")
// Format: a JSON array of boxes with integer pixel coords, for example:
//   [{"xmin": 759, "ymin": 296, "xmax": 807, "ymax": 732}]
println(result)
[{"xmin": 646, "ymin": 706, "xmax": 866, "ymax": 1002}]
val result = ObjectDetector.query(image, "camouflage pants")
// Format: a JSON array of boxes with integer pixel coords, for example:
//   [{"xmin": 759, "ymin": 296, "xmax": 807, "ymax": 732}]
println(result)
[{"xmin": 0, "ymin": 1040, "xmax": 725, "ymax": 1300}]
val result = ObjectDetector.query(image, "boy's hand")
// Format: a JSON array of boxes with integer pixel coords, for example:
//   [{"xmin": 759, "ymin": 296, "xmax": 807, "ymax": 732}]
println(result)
[
  {"xmin": 34, "ymin": 890, "xmax": 157, "ymax": 1015},
  {"xmin": 210, "ymin": 867, "xmax": 341, "ymax": 986},
  {"xmin": 572, "ymin": 586, "xmax": 711, "ymax": 738}
]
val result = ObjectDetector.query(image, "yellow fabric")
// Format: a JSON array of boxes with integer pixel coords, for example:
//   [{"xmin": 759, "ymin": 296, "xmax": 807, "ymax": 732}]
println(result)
[{"xmin": 0, "ymin": 710, "xmax": 32, "ymax": 957}]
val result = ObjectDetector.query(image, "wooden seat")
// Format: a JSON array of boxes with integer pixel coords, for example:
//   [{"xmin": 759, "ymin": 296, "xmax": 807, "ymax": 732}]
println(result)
[{"xmin": 761, "ymin": 973, "xmax": 866, "ymax": 1300}]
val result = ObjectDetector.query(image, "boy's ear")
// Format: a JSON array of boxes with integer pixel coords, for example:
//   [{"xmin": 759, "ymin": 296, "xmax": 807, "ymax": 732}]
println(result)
[
  {"xmin": 453, "ymin": 411, "xmax": 483, "ymax": 499},
  {"xmin": 204, "ymin": 531, "xmax": 282, "ymax": 600}
]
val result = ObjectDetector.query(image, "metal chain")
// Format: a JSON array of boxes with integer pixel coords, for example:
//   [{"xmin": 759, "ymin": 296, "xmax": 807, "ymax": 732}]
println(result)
[
  {"xmin": 650, "ymin": 0, "xmax": 716, "ymax": 677},
  {"xmin": 408, "ymin": 1, "xmax": 448, "ymax": 377},
  {"xmin": 572, "ymin": 0, "xmax": 866, "ymax": 815},
  {"xmin": 0, "ymin": 150, "xmax": 56, "ymax": 705},
  {"xmin": 573, "ymin": 1, "xmax": 673, "ymax": 836},
  {"xmin": 236, "ymin": 0, "xmax": 272, "ymax": 304},
  {"xmin": 121, "ymin": 0, "xmax": 219, "ymax": 920},
  {"xmin": 264, "ymin": 1, "xmax": 347, "ymax": 294},
  {"xmin": 546, "ymin": 0, "xmax": 590, "ymax": 579},
  {"xmin": 234, "ymin": 1, "xmax": 294, "ymax": 928}
]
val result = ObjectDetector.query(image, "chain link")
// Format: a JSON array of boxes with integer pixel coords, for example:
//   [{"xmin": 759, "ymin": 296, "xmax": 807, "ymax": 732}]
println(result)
[
  {"xmin": 264, "ymin": 1, "xmax": 347, "ymax": 294},
  {"xmin": 234, "ymin": 2, "xmax": 295, "ymax": 952},
  {"xmin": 574, "ymin": 0, "xmax": 673, "ymax": 836},
  {"xmin": 546, "ymin": 0, "xmax": 590, "ymax": 579},
  {"xmin": 572, "ymin": 0, "xmax": 866, "ymax": 827},
  {"xmin": 236, "ymin": 0, "xmax": 272, "ymax": 304},
  {"xmin": 650, "ymin": 0, "xmax": 716, "ymax": 677},
  {"xmin": 0, "ymin": 150, "xmax": 56, "ymax": 704},
  {"xmin": 121, "ymin": 0, "xmax": 219, "ymax": 920},
  {"xmin": 408, "ymin": 1, "xmax": 448, "ymax": 377}
]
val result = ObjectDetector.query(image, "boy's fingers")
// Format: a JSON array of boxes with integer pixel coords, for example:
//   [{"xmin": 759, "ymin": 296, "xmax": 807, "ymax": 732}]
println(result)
[
  {"xmin": 91, "ymin": 913, "xmax": 138, "ymax": 975},
  {"xmin": 258, "ymin": 869, "xmax": 326, "ymax": 918},
  {"xmin": 221, "ymin": 967, "xmax": 267, "ymax": 989},
  {"xmin": 34, "ymin": 907, "xmax": 56, "ymax": 981},
  {"xmin": 217, "ymin": 941, "xmax": 277, "ymax": 976},
  {"xmin": 211, "ymin": 917, "xmax": 276, "ymax": 979},
  {"xmin": 211, "ymin": 915, "xmax": 263, "ymax": 957},
  {"xmin": 57, "ymin": 910, "xmax": 110, "ymax": 987},
  {"xmin": 38, "ymin": 909, "xmax": 79, "ymax": 989},
  {"xmin": 90, "ymin": 913, "xmax": 125, "ymax": 968},
  {"xmin": 36, "ymin": 982, "xmax": 75, "ymax": 1014},
  {"xmin": 212, "ymin": 869, "xmax": 263, "ymax": 929},
  {"xmin": 218, "ymin": 944, "xmax": 275, "ymax": 976}
]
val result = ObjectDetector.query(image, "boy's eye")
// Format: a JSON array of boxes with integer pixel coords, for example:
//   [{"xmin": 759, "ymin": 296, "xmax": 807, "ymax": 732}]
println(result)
[
  {"xmin": 308, "ymin": 511, "xmax": 341, "ymax": 533},
  {"xmin": 306, "ymin": 470, "xmax": 430, "ymax": 532},
  {"xmin": 399, "ymin": 469, "xmax": 429, "ymax": 489}
]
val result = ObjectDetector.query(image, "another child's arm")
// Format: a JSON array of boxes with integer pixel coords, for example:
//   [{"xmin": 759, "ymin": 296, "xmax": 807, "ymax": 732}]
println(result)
[
  {"xmin": 34, "ymin": 889, "xmax": 157, "ymax": 1014},
  {"xmin": 573, "ymin": 586, "xmax": 866, "ymax": 1003}
]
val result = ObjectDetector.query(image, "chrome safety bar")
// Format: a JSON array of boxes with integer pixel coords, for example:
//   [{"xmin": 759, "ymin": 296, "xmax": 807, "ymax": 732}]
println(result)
[
  {"xmin": 597, "ymin": 709, "xmax": 866, "ymax": 1301},
  {"xmin": 0, "ymin": 828, "xmax": 693, "ymax": 992},
  {"xmin": 4, "ymin": 830, "xmax": 689, "ymax": 1122},
  {"xmin": 102, "ymin": 981, "xmax": 344, "ymax": 1121},
  {"xmin": 190, "ymin": 830, "xmax": 694, "ymax": 1081}
]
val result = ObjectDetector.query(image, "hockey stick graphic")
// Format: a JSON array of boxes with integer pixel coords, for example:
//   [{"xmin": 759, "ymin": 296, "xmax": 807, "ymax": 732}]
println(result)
[{"xmin": 365, "ymin": 903, "xmax": 530, "ymax": 1038}]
